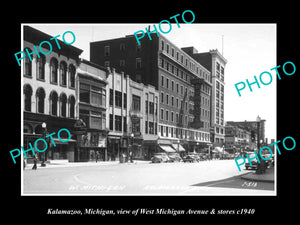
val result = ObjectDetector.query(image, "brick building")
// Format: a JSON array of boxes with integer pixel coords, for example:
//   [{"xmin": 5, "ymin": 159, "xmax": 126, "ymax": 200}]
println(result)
[{"xmin": 90, "ymin": 33, "xmax": 212, "ymax": 154}]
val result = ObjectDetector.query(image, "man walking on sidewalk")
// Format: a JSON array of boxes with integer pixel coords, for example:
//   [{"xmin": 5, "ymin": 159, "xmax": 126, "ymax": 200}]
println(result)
[{"xmin": 32, "ymin": 155, "xmax": 38, "ymax": 170}]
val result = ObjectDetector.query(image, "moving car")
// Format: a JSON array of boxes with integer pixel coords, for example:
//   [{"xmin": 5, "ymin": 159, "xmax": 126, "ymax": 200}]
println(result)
[{"xmin": 151, "ymin": 153, "xmax": 170, "ymax": 163}]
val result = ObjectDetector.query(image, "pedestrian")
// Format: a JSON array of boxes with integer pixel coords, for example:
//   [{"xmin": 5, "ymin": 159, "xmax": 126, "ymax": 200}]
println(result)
[
  {"xmin": 23, "ymin": 157, "xmax": 26, "ymax": 170},
  {"xmin": 32, "ymin": 155, "xmax": 38, "ymax": 170},
  {"xmin": 95, "ymin": 152, "xmax": 99, "ymax": 163},
  {"xmin": 129, "ymin": 151, "xmax": 133, "ymax": 163}
]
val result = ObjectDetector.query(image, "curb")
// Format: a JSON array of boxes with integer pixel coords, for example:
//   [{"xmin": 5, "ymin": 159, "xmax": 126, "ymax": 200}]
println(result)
[{"xmin": 241, "ymin": 172, "xmax": 274, "ymax": 183}]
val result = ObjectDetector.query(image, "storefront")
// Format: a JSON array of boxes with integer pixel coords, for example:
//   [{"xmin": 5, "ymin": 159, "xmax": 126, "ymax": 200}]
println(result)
[{"xmin": 77, "ymin": 131, "xmax": 107, "ymax": 162}]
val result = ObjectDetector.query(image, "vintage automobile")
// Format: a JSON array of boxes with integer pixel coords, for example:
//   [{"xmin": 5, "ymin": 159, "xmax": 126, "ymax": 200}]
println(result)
[
  {"xmin": 151, "ymin": 153, "xmax": 170, "ymax": 163},
  {"xmin": 182, "ymin": 153, "xmax": 198, "ymax": 163},
  {"xmin": 167, "ymin": 152, "xmax": 182, "ymax": 162}
]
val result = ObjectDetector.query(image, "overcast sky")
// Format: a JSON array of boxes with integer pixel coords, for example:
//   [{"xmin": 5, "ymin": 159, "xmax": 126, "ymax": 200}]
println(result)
[{"xmin": 27, "ymin": 23, "xmax": 276, "ymax": 141}]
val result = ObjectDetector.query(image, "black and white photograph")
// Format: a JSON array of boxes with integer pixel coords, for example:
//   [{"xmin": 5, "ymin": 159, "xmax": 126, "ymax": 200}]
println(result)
[
  {"xmin": 4, "ymin": 5, "xmax": 298, "ymax": 221},
  {"xmin": 21, "ymin": 23, "xmax": 277, "ymax": 196}
]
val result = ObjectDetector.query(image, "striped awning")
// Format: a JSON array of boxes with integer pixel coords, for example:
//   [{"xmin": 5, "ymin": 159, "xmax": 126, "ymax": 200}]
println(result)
[{"xmin": 159, "ymin": 144, "xmax": 176, "ymax": 153}]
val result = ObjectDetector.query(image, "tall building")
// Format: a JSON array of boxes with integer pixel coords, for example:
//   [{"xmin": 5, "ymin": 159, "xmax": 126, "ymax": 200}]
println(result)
[
  {"xmin": 181, "ymin": 48, "xmax": 227, "ymax": 147},
  {"xmin": 23, "ymin": 26, "xmax": 83, "ymax": 162},
  {"xmin": 90, "ymin": 33, "xmax": 212, "ymax": 154}
]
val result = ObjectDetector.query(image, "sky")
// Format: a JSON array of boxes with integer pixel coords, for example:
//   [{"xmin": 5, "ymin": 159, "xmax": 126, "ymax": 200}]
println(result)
[{"xmin": 26, "ymin": 23, "xmax": 277, "ymax": 141}]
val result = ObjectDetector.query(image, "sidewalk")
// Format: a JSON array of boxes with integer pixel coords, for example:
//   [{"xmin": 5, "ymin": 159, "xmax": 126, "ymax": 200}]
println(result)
[
  {"xmin": 241, "ymin": 166, "xmax": 274, "ymax": 183},
  {"xmin": 24, "ymin": 160, "xmax": 151, "ymax": 169}
]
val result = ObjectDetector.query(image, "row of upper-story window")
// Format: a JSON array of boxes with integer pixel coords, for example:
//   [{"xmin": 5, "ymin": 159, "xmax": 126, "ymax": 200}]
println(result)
[
  {"xmin": 160, "ymin": 108, "xmax": 210, "ymax": 127},
  {"xmin": 160, "ymin": 92, "xmax": 210, "ymax": 111},
  {"xmin": 159, "ymin": 124, "xmax": 210, "ymax": 141},
  {"xmin": 23, "ymin": 84, "xmax": 75, "ymax": 118},
  {"xmin": 160, "ymin": 40, "xmax": 211, "ymax": 81},
  {"xmin": 23, "ymin": 48, "xmax": 76, "ymax": 89},
  {"xmin": 160, "ymin": 74, "xmax": 211, "ymax": 98},
  {"xmin": 109, "ymin": 89, "xmax": 159, "ymax": 115},
  {"xmin": 159, "ymin": 57, "xmax": 211, "ymax": 85}
]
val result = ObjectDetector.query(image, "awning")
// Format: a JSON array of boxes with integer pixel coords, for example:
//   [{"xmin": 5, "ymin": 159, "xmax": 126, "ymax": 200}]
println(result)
[
  {"xmin": 171, "ymin": 144, "xmax": 186, "ymax": 152},
  {"xmin": 159, "ymin": 144, "xmax": 176, "ymax": 153}
]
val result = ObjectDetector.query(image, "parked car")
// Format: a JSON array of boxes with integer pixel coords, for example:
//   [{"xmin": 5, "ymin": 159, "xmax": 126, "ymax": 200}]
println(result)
[
  {"xmin": 151, "ymin": 153, "xmax": 169, "ymax": 163},
  {"xmin": 167, "ymin": 152, "xmax": 182, "ymax": 162},
  {"xmin": 182, "ymin": 153, "xmax": 198, "ymax": 163}
]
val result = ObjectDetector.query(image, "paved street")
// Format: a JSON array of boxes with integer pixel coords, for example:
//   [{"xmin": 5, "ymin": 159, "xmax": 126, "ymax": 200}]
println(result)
[{"xmin": 23, "ymin": 160, "xmax": 275, "ymax": 195}]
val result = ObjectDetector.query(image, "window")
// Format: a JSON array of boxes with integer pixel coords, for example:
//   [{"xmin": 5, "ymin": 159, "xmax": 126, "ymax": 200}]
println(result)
[
  {"xmin": 120, "ymin": 59, "xmax": 125, "ymax": 66},
  {"xmin": 123, "ymin": 116, "xmax": 127, "ymax": 132},
  {"xmin": 123, "ymin": 93, "xmax": 127, "ymax": 108},
  {"xmin": 166, "ymin": 94, "xmax": 169, "ymax": 105},
  {"xmin": 115, "ymin": 115, "xmax": 122, "ymax": 131},
  {"xmin": 176, "ymin": 52, "xmax": 179, "ymax": 60},
  {"xmin": 145, "ymin": 100, "xmax": 148, "ymax": 113},
  {"xmin": 69, "ymin": 95, "xmax": 75, "ymax": 118},
  {"xmin": 161, "ymin": 40, "xmax": 164, "ymax": 51},
  {"xmin": 36, "ymin": 55, "xmax": 45, "ymax": 80},
  {"xmin": 171, "ymin": 111, "xmax": 174, "ymax": 122},
  {"xmin": 166, "ymin": 44, "xmax": 169, "ymax": 53},
  {"xmin": 149, "ymin": 102, "xmax": 154, "ymax": 115},
  {"xmin": 115, "ymin": 91, "xmax": 122, "ymax": 107},
  {"xmin": 136, "ymin": 58, "xmax": 142, "ymax": 69},
  {"xmin": 145, "ymin": 121, "xmax": 148, "ymax": 134},
  {"xmin": 24, "ymin": 48, "xmax": 32, "ymax": 76},
  {"xmin": 176, "ymin": 83, "xmax": 179, "ymax": 93},
  {"xmin": 165, "ymin": 110, "xmax": 169, "ymax": 121},
  {"xmin": 120, "ymin": 43, "xmax": 125, "ymax": 51},
  {"xmin": 60, "ymin": 61, "xmax": 67, "ymax": 86},
  {"xmin": 132, "ymin": 95, "xmax": 141, "ymax": 111},
  {"xmin": 161, "ymin": 75, "xmax": 164, "ymax": 87},
  {"xmin": 23, "ymin": 84, "xmax": 32, "ymax": 112},
  {"xmin": 166, "ymin": 78, "xmax": 169, "ymax": 89},
  {"xmin": 149, "ymin": 122, "xmax": 154, "ymax": 134},
  {"xmin": 161, "ymin": 92, "xmax": 164, "ymax": 103},
  {"xmin": 171, "ymin": 96, "xmax": 174, "ymax": 106},
  {"xmin": 109, "ymin": 114, "xmax": 113, "ymax": 130},
  {"xmin": 50, "ymin": 91, "xmax": 58, "ymax": 116},
  {"xmin": 161, "ymin": 109, "xmax": 164, "ymax": 120},
  {"xmin": 171, "ymin": 48, "xmax": 174, "ymax": 57},
  {"xmin": 109, "ymin": 89, "xmax": 113, "ymax": 106},
  {"xmin": 36, "ymin": 87, "xmax": 45, "ymax": 114},
  {"xmin": 136, "ymin": 74, "xmax": 141, "ymax": 83},
  {"xmin": 50, "ymin": 58, "xmax": 58, "ymax": 84},
  {"xmin": 60, "ymin": 93, "xmax": 67, "ymax": 117},
  {"xmin": 69, "ymin": 64, "xmax": 76, "ymax": 88},
  {"xmin": 104, "ymin": 46, "xmax": 110, "ymax": 56},
  {"xmin": 171, "ymin": 80, "xmax": 174, "ymax": 91}
]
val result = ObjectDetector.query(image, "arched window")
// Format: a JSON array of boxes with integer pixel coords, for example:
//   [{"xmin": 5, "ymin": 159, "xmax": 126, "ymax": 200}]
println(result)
[
  {"xmin": 60, "ymin": 93, "xmax": 67, "ymax": 117},
  {"xmin": 23, "ymin": 84, "xmax": 32, "ymax": 112},
  {"xmin": 60, "ymin": 61, "xmax": 67, "ymax": 86},
  {"xmin": 49, "ymin": 91, "xmax": 58, "ymax": 116},
  {"xmin": 36, "ymin": 87, "xmax": 46, "ymax": 113},
  {"xmin": 69, "ymin": 64, "xmax": 76, "ymax": 88},
  {"xmin": 69, "ymin": 95, "xmax": 75, "ymax": 118},
  {"xmin": 24, "ymin": 48, "xmax": 32, "ymax": 76},
  {"xmin": 37, "ymin": 55, "xmax": 45, "ymax": 80},
  {"xmin": 50, "ymin": 58, "xmax": 58, "ymax": 84}
]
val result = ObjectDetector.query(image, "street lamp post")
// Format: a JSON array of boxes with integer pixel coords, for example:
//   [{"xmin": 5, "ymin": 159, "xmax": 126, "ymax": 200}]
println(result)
[{"xmin": 41, "ymin": 122, "xmax": 47, "ymax": 167}]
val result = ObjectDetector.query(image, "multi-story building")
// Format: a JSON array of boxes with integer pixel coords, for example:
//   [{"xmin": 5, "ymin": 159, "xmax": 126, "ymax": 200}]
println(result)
[
  {"xmin": 107, "ymin": 68, "xmax": 159, "ymax": 161},
  {"xmin": 77, "ymin": 59, "xmax": 108, "ymax": 162},
  {"xmin": 23, "ymin": 26, "xmax": 83, "ymax": 162},
  {"xmin": 181, "ymin": 48, "xmax": 227, "ymax": 147},
  {"xmin": 226, "ymin": 119, "xmax": 266, "ymax": 148},
  {"xmin": 225, "ymin": 123, "xmax": 254, "ymax": 154},
  {"xmin": 90, "ymin": 33, "xmax": 212, "ymax": 154}
]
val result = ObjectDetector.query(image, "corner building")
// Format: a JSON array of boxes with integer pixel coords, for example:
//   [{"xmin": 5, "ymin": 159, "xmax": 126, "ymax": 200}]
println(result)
[
  {"xmin": 23, "ymin": 26, "xmax": 83, "ymax": 162},
  {"xmin": 90, "ymin": 33, "xmax": 212, "ymax": 154}
]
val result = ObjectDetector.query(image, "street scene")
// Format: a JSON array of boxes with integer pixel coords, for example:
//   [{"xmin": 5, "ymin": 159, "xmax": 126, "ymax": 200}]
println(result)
[
  {"xmin": 23, "ymin": 159, "xmax": 274, "ymax": 195},
  {"xmin": 21, "ymin": 24, "xmax": 276, "ymax": 196}
]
